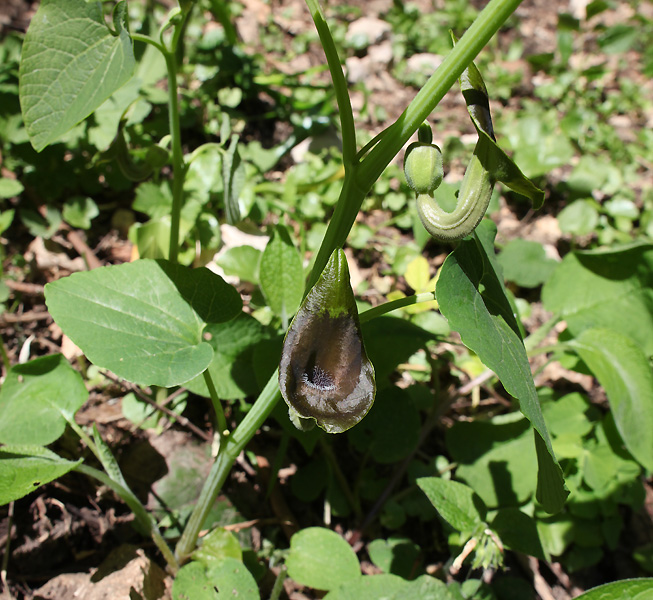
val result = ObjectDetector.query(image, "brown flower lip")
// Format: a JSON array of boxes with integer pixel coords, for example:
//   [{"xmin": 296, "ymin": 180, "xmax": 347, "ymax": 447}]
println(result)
[{"xmin": 279, "ymin": 249, "xmax": 375, "ymax": 434}]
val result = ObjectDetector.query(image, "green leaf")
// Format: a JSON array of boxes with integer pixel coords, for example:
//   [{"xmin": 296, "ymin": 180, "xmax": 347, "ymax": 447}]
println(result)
[
  {"xmin": 491, "ymin": 508, "xmax": 547, "ymax": 560},
  {"xmin": 572, "ymin": 578, "xmax": 653, "ymax": 600},
  {"xmin": 446, "ymin": 415, "xmax": 536, "ymax": 508},
  {"xmin": 367, "ymin": 538, "xmax": 421, "ymax": 579},
  {"xmin": 436, "ymin": 221, "xmax": 567, "ymax": 512},
  {"xmin": 324, "ymin": 574, "xmax": 408, "ymax": 600},
  {"xmin": 131, "ymin": 218, "xmax": 171, "ymax": 259},
  {"xmin": 286, "ymin": 527, "xmax": 361, "ymax": 591},
  {"xmin": 133, "ymin": 181, "xmax": 172, "ymax": 219},
  {"xmin": 259, "ymin": 226, "xmax": 304, "ymax": 320},
  {"xmin": 417, "ymin": 477, "xmax": 486, "ymax": 535},
  {"xmin": 404, "ymin": 255, "xmax": 432, "ymax": 292},
  {"xmin": 279, "ymin": 249, "xmax": 375, "ymax": 433},
  {"xmin": 62, "ymin": 196, "xmax": 99, "ymax": 229},
  {"xmin": 172, "ymin": 562, "xmax": 219, "ymax": 600},
  {"xmin": 0, "ymin": 355, "xmax": 87, "ymax": 445},
  {"xmin": 186, "ymin": 314, "xmax": 265, "ymax": 400},
  {"xmin": 497, "ymin": 239, "xmax": 557, "ymax": 288},
  {"xmin": 568, "ymin": 328, "xmax": 653, "ymax": 472},
  {"xmin": 0, "ymin": 178, "xmax": 23, "ymax": 198},
  {"xmin": 19, "ymin": 0, "xmax": 135, "ymax": 152},
  {"xmin": 222, "ymin": 134, "xmax": 245, "ymax": 225},
  {"xmin": 193, "ymin": 528, "xmax": 243, "ymax": 568},
  {"xmin": 0, "ymin": 445, "xmax": 82, "ymax": 505},
  {"xmin": 543, "ymin": 392, "xmax": 594, "ymax": 436},
  {"xmin": 205, "ymin": 557, "xmax": 258, "ymax": 600},
  {"xmin": 362, "ymin": 317, "xmax": 437, "ymax": 381},
  {"xmin": 476, "ymin": 132, "xmax": 546, "ymax": 209},
  {"xmin": 45, "ymin": 259, "xmax": 242, "ymax": 387},
  {"xmin": 347, "ymin": 387, "xmax": 419, "ymax": 464},
  {"xmin": 558, "ymin": 200, "xmax": 600, "ymax": 236},
  {"xmin": 542, "ymin": 243, "xmax": 653, "ymax": 356},
  {"xmin": 87, "ymin": 76, "xmax": 143, "ymax": 151},
  {"xmin": 508, "ymin": 114, "xmax": 575, "ymax": 179},
  {"xmin": 0, "ymin": 209, "xmax": 15, "ymax": 235},
  {"xmin": 456, "ymin": 38, "xmax": 544, "ymax": 209},
  {"xmin": 216, "ymin": 246, "xmax": 261, "ymax": 284},
  {"xmin": 391, "ymin": 575, "xmax": 455, "ymax": 600}
]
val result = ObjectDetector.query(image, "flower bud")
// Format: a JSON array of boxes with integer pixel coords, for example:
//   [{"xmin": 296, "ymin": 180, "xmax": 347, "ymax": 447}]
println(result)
[{"xmin": 404, "ymin": 142, "xmax": 444, "ymax": 196}]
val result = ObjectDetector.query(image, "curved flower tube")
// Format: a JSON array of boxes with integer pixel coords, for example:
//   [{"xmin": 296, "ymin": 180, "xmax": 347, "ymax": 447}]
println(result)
[
  {"xmin": 415, "ymin": 141, "xmax": 494, "ymax": 242},
  {"xmin": 279, "ymin": 249, "xmax": 375, "ymax": 434}
]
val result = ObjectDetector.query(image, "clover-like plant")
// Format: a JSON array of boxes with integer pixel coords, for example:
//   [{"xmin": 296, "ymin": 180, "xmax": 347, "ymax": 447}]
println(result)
[{"xmin": 279, "ymin": 249, "xmax": 375, "ymax": 433}]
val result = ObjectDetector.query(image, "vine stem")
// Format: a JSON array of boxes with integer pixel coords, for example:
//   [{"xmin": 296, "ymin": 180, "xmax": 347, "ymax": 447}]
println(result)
[
  {"xmin": 76, "ymin": 464, "xmax": 179, "ymax": 572},
  {"xmin": 131, "ymin": 8, "xmax": 189, "ymax": 265},
  {"xmin": 357, "ymin": 0, "xmax": 524, "ymax": 189},
  {"xmin": 163, "ymin": 46, "xmax": 185, "ymax": 264},
  {"xmin": 359, "ymin": 292, "xmax": 436, "ymax": 323},
  {"xmin": 304, "ymin": 0, "xmax": 356, "ymax": 166}
]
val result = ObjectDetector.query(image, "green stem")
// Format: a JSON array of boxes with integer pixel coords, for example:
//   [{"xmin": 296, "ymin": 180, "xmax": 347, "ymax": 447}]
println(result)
[
  {"xmin": 268, "ymin": 566, "xmax": 288, "ymax": 600},
  {"xmin": 304, "ymin": 0, "xmax": 356, "ymax": 166},
  {"xmin": 132, "ymin": 16, "xmax": 187, "ymax": 265},
  {"xmin": 175, "ymin": 371, "xmax": 281, "ymax": 563},
  {"xmin": 66, "ymin": 417, "xmax": 101, "ymax": 461},
  {"xmin": 203, "ymin": 369, "xmax": 228, "ymax": 437},
  {"xmin": 0, "ymin": 336, "xmax": 10, "ymax": 375},
  {"xmin": 359, "ymin": 292, "xmax": 436, "ymax": 324},
  {"xmin": 130, "ymin": 32, "xmax": 166, "ymax": 54},
  {"xmin": 76, "ymin": 463, "xmax": 179, "ymax": 572},
  {"xmin": 306, "ymin": 172, "xmax": 364, "ymax": 290},
  {"xmin": 319, "ymin": 436, "xmax": 361, "ymax": 518},
  {"xmin": 164, "ymin": 45, "xmax": 186, "ymax": 264}
]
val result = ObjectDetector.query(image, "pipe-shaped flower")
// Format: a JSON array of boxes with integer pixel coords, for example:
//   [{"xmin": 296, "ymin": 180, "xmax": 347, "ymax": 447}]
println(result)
[{"xmin": 279, "ymin": 249, "xmax": 375, "ymax": 434}]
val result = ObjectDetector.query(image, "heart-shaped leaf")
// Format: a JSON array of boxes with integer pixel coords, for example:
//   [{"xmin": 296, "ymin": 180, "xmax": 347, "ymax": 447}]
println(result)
[
  {"xmin": 45, "ymin": 259, "xmax": 241, "ymax": 387},
  {"xmin": 19, "ymin": 0, "xmax": 135, "ymax": 151}
]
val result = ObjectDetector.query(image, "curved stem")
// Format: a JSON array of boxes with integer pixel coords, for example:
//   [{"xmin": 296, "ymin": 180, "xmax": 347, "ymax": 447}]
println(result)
[
  {"xmin": 174, "ymin": 0, "xmax": 524, "ymax": 562},
  {"xmin": 76, "ymin": 463, "xmax": 179, "ymax": 572},
  {"xmin": 359, "ymin": 292, "xmax": 436, "ymax": 324},
  {"xmin": 130, "ymin": 32, "xmax": 166, "ymax": 54}
]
